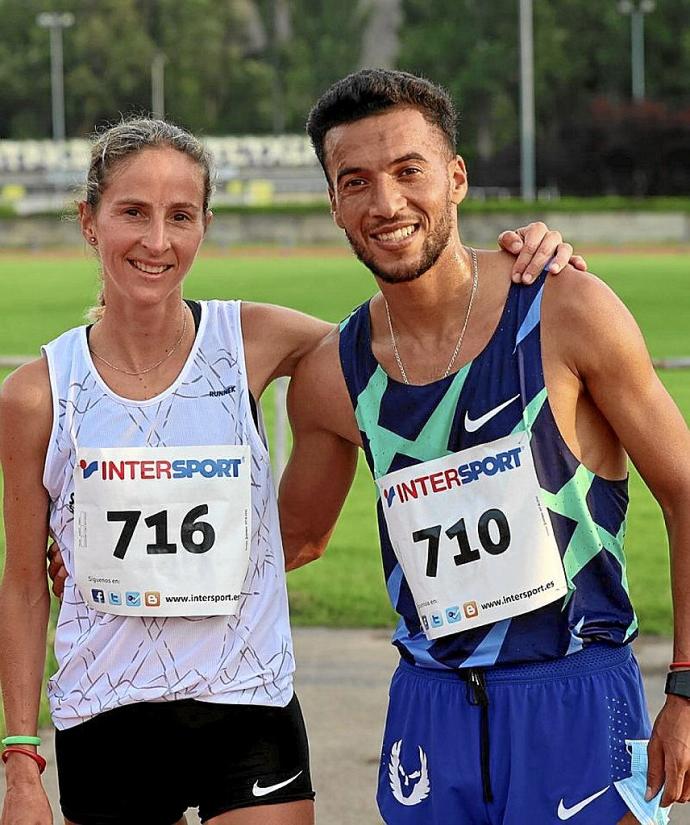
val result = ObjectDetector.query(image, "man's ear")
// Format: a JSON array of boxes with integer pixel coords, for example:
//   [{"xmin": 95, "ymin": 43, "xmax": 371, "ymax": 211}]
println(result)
[
  {"xmin": 204, "ymin": 210, "xmax": 213, "ymax": 233},
  {"xmin": 328, "ymin": 186, "xmax": 345, "ymax": 229},
  {"xmin": 449, "ymin": 155, "xmax": 468, "ymax": 206}
]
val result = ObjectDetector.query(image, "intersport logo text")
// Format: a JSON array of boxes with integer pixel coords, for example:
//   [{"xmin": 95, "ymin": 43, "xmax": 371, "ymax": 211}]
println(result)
[
  {"xmin": 79, "ymin": 457, "xmax": 243, "ymax": 482},
  {"xmin": 383, "ymin": 447, "xmax": 522, "ymax": 508}
]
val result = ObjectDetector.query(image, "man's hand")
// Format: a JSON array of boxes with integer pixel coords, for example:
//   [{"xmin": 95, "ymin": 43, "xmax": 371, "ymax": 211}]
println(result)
[
  {"xmin": 497, "ymin": 221, "xmax": 588, "ymax": 283},
  {"xmin": 647, "ymin": 695, "xmax": 690, "ymax": 806},
  {"xmin": 46, "ymin": 542, "xmax": 66, "ymax": 599}
]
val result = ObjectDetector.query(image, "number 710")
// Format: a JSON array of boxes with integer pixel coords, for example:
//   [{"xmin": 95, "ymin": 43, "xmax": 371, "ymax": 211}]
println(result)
[{"xmin": 411, "ymin": 508, "xmax": 510, "ymax": 577}]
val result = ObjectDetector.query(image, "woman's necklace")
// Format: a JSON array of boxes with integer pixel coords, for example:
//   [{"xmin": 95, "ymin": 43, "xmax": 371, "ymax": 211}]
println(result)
[
  {"xmin": 90, "ymin": 305, "xmax": 188, "ymax": 377},
  {"xmin": 384, "ymin": 246, "xmax": 479, "ymax": 385}
]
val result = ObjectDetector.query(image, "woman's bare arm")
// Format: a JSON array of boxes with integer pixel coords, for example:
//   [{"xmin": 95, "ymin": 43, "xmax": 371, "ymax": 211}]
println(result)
[{"xmin": 0, "ymin": 359, "xmax": 54, "ymax": 823}]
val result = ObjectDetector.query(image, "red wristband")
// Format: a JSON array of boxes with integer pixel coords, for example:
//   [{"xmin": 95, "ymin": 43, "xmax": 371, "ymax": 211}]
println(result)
[
  {"xmin": 1, "ymin": 747, "xmax": 46, "ymax": 774},
  {"xmin": 669, "ymin": 662, "xmax": 690, "ymax": 670}
]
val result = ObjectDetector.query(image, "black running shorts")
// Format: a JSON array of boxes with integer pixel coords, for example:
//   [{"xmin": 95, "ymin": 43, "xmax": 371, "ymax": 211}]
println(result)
[{"xmin": 55, "ymin": 694, "xmax": 314, "ymax": 824}]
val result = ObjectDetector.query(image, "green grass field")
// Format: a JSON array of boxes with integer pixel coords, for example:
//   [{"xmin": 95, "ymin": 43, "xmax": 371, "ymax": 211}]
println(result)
[{"xmin": 0, "ymin": 250, "xmax": 688, "ymax": 641}]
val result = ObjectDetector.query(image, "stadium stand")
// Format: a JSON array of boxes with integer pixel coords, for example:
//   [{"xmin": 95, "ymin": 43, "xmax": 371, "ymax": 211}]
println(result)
[{"xmin": 0, "ymin": 136, "xmax": 326, "ymax": 214}]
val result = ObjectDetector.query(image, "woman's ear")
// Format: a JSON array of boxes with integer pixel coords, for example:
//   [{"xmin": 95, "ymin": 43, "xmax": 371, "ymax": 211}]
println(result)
[{"xmin": 78, "ymin": 201, "xmax": 98, "ymax": 246}]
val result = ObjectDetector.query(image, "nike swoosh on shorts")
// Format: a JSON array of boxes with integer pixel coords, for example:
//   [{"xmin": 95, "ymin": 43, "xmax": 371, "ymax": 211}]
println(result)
[
  {"xmin": 464, "ymin": 394, "xmax": 520, "ymax": 433},
  {"xmin": 557, "ymin": 785, "xmax": 610, "ymax": 820},
  {"xmin": 252, "ymin": 770, "xmax": 303, "ymax": 798}
]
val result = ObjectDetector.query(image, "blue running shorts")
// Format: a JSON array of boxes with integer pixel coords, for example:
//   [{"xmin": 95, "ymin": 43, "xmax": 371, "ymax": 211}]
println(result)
[{"xmin": 377, "ymin": 644, "xmax": 670, "ymax": 825}]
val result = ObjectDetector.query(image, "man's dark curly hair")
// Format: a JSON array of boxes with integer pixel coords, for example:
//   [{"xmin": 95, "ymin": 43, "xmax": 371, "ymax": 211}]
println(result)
[{"xmin": 306, "ymin": 68, "xmax": 458, "ymax": 185}]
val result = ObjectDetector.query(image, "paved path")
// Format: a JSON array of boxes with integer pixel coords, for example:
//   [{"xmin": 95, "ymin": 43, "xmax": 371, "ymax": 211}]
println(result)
[{"xmin": 3, "ymin": 630, "xmax": 688, "ymax": 824}]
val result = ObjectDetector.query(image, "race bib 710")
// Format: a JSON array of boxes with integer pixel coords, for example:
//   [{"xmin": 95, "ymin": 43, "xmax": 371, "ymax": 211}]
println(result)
[{"xmin": 377, "ymin": 432, "xmax": 567, "ymax": 640}]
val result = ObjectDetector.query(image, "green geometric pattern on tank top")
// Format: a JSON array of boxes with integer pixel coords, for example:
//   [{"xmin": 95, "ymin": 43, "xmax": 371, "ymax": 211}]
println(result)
[
  {"xmin": 354, "ymin": 362, "xmax": 471, "ymax": 481},
  {"xmin": 355, "ymin": 361, "xmax": 634, "ymax": 628},
  {"xmin": 514, "ymin": 377, "xmax": 633, "ymax": 626}
]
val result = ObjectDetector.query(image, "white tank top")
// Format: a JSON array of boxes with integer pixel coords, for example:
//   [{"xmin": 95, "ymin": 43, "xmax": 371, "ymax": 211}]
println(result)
[{"xmin": 42, "ymin": 300, "xmax": 294, "ymax": 730}]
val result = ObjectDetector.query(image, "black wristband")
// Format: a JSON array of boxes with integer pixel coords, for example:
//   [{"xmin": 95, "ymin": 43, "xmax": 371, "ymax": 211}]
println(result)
[{"xmin": 665, "ymin": 669, "xmax": 690, "ymax": 698}]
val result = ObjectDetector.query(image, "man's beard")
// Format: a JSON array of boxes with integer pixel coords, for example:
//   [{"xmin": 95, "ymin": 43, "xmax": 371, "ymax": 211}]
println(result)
[{"xmin": 344, "ymin": 199, "xmax": 454, "ymax": 285}]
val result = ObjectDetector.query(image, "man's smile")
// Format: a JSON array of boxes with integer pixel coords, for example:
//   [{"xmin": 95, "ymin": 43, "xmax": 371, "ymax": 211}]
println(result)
[{"xmin": 370, "ymin": 223, "xmax": 420, "ymax": 246}]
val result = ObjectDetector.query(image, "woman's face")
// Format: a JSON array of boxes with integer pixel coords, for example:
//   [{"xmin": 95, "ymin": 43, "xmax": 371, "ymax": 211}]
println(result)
[{"xmin": 80, "ymin": 146, "xmax": 210, "ymax": 309}]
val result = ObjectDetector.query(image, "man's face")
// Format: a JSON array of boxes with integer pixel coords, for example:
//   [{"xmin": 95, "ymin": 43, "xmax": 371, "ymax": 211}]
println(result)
[{"xmin": 324, "ymin": 107, "xmax": 467, "ymax": 284}]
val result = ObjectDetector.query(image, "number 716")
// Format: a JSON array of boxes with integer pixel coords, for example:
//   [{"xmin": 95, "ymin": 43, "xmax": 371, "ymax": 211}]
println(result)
[{"xmin": 107, "ymin": 504, "xmax": 215, "ymax": 558}]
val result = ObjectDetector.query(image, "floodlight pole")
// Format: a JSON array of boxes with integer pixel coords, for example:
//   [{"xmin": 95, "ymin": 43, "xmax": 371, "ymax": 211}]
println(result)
[
  {"xmin": 37, "ymin": 12, "xmax": 74, "ymax": 141},
  {"xmin": 152, "ymin": 52, "xmax": 167, "ymax": 119},
  {"xmin": 271, "ymin": 0, "xmax": 290, "ymax": 134},
  {"xmin": 519, "ymin": 0, "xmax": 536, "ymax": 201},
  {"xmin": 617, "ymin": 1, "xmax": 656, "ymax": 101}
]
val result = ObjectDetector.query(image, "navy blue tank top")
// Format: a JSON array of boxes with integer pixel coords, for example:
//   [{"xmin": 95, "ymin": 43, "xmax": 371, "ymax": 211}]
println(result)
[{"xmin": 339, "ymin": 271, "xmax": 636, "ymax": 669}]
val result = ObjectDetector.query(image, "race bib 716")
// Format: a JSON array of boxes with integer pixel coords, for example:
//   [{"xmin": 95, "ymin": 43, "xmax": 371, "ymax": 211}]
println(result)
[{"xmin": 74, "ymin": 445, "xmax": 251, "ymax": 617}]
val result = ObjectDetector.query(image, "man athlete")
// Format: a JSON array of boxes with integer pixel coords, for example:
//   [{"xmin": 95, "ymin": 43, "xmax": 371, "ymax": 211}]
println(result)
[{"xmin": 279, "ymin": 69, "xmax": 690, "ymax": 824}]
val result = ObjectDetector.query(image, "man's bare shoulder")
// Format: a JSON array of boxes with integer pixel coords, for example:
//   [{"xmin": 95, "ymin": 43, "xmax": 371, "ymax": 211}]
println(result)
[
  {"xmin": 542, "ymin": 265, "xmax": 647, "ymax": 374},
  {"xmin": 289, "ymin": 326, "xmax": 360, "ymax": 444},
  {"xmin": 299, "ymin": 322, "xmax": 340, "ymax": 364},
  {"xmin": 475, "ymin": 249, "xmax": 519, "ymax": 296},
  {"xmin": 292, "ymin": 325, "xmax": 345, "ymax": 400},
  {"xmin": 543, "ymin": 265, "xmax": 631, "ymax": 329},
  {"xmin": 479, "ymin": 248, "xmax": 515, "ymax": 267},
  {"xmin": 478, "ymin": 248, "xmax": 515, "ymax": 275}
]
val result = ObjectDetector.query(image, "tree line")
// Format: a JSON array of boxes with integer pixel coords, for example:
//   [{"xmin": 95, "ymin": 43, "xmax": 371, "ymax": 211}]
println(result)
[{"xmin": 1, "ymin": 0, "xmax": 688, "ymax": 195}]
